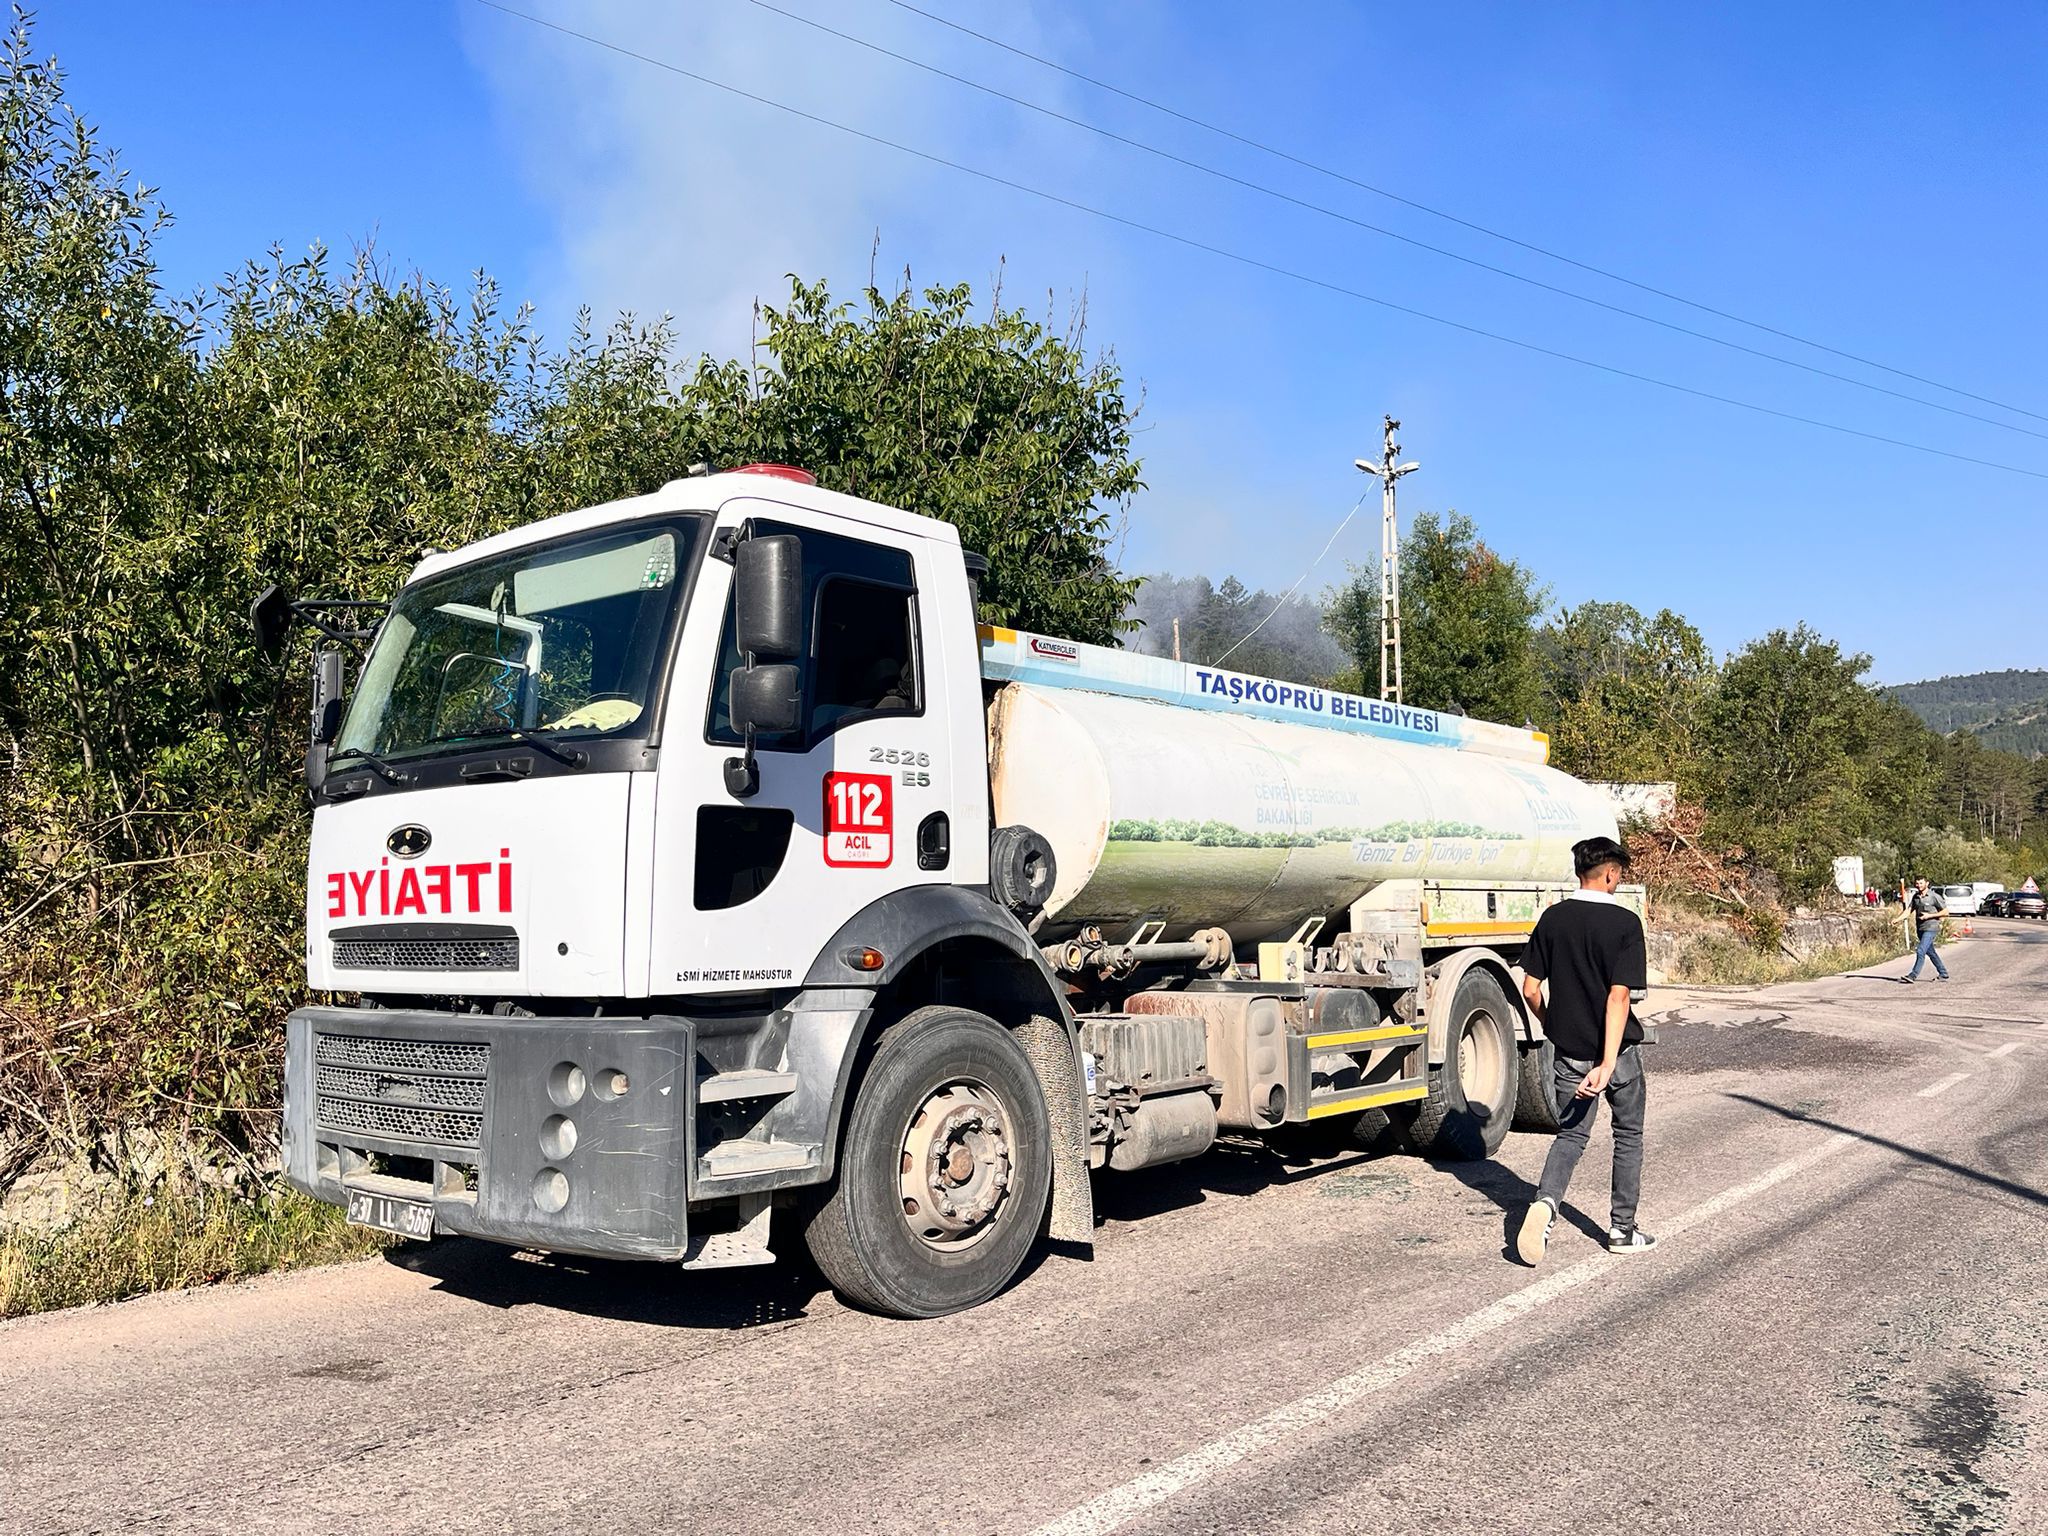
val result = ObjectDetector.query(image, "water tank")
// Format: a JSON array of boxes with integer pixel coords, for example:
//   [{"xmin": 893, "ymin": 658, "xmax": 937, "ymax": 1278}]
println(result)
[{"xmin": 988, "ymin": 683, "xmax": 1617, "ymax": 940}]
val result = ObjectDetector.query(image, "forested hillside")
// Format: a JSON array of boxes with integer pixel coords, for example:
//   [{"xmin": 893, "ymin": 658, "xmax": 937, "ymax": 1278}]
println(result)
[
  {"xmin": 1968, "ymin": 704, "xmax": 2048, "ymax": 759},
  {"xmin": 1886, "ymin": 669, "xmax": 2048, "ymax": 756}
]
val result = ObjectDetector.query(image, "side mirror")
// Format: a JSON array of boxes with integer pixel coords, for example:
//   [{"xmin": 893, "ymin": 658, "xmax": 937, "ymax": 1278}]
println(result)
[
  {"xmin": 734, "ymin": 535, "xmax": 802, "ymax": 661},
  {"xmin": 251, "ymin": 584, "xmax": 293, "ymax": 660},
  {"xmin": 730, "ymin": 662, "xmax": 801, "ymax": 737},
  {"xmin": 311, "ymin": 648, "xmax": 346, "ymax": 745}
]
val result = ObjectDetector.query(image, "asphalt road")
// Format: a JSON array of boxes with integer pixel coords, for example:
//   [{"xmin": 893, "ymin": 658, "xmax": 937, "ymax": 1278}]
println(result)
[{"xmin": 4, "ymin": 921, "xmax": 2045, "ymax": 1536}]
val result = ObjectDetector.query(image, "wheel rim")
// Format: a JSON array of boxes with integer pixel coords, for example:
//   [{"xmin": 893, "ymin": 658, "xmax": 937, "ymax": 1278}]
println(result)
[
  {"xmin": 1457, "ymin": 1009, "xmax": 1507, "ymax": 1109},
  {"xmin": 898, "ymin": 1077, "xmax": 1015, "ymax": 1251}
]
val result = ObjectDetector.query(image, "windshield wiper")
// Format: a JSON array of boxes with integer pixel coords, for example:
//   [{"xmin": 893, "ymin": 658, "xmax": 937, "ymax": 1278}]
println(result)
[
  {"xmin": 326, "ymin": 748, "xmax": 413, "ymax": 785},
  {"xmin": 425, "ymin": 725, "xmax": 587, "ymax": 769}
]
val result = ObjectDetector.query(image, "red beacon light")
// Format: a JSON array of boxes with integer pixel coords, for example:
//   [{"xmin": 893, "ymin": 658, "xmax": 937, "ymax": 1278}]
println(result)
[{"xmin": 732, "ymin": 462, "xmax": 817, "ymax": 485}]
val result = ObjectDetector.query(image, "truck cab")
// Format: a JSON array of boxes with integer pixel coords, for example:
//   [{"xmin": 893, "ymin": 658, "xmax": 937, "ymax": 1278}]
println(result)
[{"xmin": 282, "ymin": 466, "xmax": 1075, "ymax": 1312}]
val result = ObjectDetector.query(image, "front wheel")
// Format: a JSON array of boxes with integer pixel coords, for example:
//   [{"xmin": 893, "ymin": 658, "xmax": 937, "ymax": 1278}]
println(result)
[
  {"xmin": 1393, "ymin": 969, "xmax": 1518, "ymax": 1160},
  {"xmin": 802, "ymin": 1006, "xmax": 1052, "ymax": 1318}
]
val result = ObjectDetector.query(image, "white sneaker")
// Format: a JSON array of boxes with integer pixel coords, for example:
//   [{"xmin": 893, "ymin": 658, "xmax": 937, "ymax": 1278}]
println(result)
[
  {"xmin": 1517, "ymin": 1198, "xmax": 1556, "ymax": 1265},
  {"xmin": 1607, "ymin": 1225, "xmax": 1659, "ymax": 1254}
]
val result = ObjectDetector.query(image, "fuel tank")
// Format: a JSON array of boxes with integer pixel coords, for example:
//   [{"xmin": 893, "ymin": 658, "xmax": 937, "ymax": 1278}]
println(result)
[{"xmin": 987, "ymin": 682, "xmax": 1617, "ymax": 941}]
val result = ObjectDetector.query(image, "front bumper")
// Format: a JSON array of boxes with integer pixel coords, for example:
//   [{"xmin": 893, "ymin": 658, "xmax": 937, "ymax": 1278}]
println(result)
[{"xmin": 284, "ymin": 1006, "xmax": 695, "ymax": 1260}]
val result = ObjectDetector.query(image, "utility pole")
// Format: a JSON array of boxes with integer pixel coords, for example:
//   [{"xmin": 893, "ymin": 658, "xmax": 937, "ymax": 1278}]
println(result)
[{"xmin": 1356, "ymin": 415, "xmax": 1420, "ymax": 702}]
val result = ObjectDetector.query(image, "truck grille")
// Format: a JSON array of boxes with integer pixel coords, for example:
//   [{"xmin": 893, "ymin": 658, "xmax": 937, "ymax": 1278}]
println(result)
[
  {"xmin": 316, "ymin": 1063, "xmax": 485, "ymax": 1111},
  {"xmin": 332, "ymin": 929, "xmax": 519, "ymax": 972},
  {"xmin": 314, "ymin": 1032, "xmax": 489, "ymax": 1149}
]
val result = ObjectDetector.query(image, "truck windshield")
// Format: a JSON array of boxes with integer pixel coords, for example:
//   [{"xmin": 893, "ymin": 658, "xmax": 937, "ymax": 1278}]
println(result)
[{"xmin": 334, "ymin": 518, "xmax": 705, "ymax": 764}]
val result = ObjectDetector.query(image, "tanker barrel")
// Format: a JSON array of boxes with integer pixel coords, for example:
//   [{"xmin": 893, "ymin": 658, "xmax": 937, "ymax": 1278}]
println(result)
[{"xmin": 990, "ymin": 683, "xmax": 1620, "ymax": 940}]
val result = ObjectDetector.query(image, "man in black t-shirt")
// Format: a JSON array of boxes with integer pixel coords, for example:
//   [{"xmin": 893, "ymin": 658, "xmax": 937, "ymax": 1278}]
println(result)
[{"xmin": 1515, "ymin": 835, "xmax": 1656, "ymax": 1263}]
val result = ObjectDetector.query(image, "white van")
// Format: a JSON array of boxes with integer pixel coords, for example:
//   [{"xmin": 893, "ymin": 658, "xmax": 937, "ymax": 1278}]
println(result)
[{"xmin": 1942, "ymin": 883, "xmax": 1997, "ymax": 916}]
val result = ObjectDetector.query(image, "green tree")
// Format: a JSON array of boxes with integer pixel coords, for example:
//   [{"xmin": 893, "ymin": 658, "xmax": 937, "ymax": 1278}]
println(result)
[
  {"xmin": 685, "ymin": 277, "xmax": 1142, "ymax": 644},
  {"xmin": 1702, "ymin": 625, "xmax": 1893, "ymax": 888},
  {"xmin": 1327, "ymin": 510, "xmax": 1547, "ymax": 721},
  {"xmin": 1536, "ymin": 601, "xmax": 1716, "ymax": 789},
  {"xmin": 0, "ymin": 19, "xmax": 198, "ymax": 805},
  {"xmin": 1861, "ymin": 695, "xmax": 1946, "ymax": 856}
]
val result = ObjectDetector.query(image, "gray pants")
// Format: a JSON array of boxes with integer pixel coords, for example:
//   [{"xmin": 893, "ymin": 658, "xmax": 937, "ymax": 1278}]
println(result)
[{"xmin": 1536, "ymin": 1044, "xmax": 1646, "ymax": 1230}]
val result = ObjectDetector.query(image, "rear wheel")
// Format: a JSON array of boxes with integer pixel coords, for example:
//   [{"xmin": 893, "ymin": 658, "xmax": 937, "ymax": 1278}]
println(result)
[
  {"xmin": 1511, "ymin": 1035, "xmax": 1562, "ymax": 1133},
  {"xmin": 802, "ymin": 1006, "xmax": 1051, "ymax": 1318},
  {"xmin": 1394, "ymin": 969, "xmax": 1518, "ymax": 1160}
]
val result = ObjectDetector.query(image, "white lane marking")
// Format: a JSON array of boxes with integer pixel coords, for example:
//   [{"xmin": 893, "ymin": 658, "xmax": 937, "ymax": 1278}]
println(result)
[
  {"xmin": 1030, "ymin": 1131, "xmax": 1858, "ymax": 1536},
  {"xmin": 1918, "ymin": 1072, "xmax": 1972, "ymax": 1097},
  {"xmin": 1986, "ymin": 1041, "xmax": 2021, "ymax": 1059}
]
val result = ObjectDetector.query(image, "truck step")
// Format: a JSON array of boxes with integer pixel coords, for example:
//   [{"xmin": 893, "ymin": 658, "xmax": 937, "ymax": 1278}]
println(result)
[
  {"xmin": 698, "ymin": 1068, "xmax": 799, "ymax": 1104},
  {"xmin": 698, "ymin": 1138, "xmax": 815, "ymax": 1179},
  {"xmin": 681, "ymin": 1230, "xmax": 777, "ymax": 1269},
  {"xmin": 1304, "ymin": 1074, "xmax": 1429, "ymax": 1120},
  {"xmin": 682, "ymin": 1193, "xmax": 775, "ymax": 1270}
]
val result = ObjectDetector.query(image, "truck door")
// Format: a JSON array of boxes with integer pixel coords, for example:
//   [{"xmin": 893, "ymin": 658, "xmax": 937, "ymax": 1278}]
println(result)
[{"xmin": 649, "ymin": 507, "xmax": 965, "ymax": 993}]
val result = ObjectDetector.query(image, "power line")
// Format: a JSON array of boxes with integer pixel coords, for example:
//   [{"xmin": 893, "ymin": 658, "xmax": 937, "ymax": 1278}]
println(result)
[
  {"xmin": 881, "ymin": 0, "xmax": 2048, "ymax": 428},
  {"xmin": 469, "ymin": 0, "xmax": 2048, "ymax": 484},
  {"xmin": 1211, "ymin": 490, "xmax": 1370, "ymax": 668},
  {"xmin": 746, "ymin": 0, "xmax": 2048, "ymax": 445}
]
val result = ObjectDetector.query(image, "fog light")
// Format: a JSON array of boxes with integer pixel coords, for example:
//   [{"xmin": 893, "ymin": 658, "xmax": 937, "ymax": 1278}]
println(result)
[
  {"xmin": 539, "ymin": 1114, "xmax": 577, "ymax": 1160},
  {"xmin": 532, "ymin": 1167, "xmax": 569, "ymax": 1213},
  {"xmin": 548, "ymin": 1062, "xmax": 586, "ymax": 1107}
]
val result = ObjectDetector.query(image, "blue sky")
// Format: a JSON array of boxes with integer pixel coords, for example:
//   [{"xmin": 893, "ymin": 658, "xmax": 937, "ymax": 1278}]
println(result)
[{"xmin": 49, "ymin": 1, "xmax": 2048, "ymax": 683}]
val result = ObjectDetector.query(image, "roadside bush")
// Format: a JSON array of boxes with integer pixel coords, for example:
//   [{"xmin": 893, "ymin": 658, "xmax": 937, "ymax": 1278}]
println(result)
[{"xmin": 0, "ymin": 1178, "xmax": 387, "ymax": 1319}]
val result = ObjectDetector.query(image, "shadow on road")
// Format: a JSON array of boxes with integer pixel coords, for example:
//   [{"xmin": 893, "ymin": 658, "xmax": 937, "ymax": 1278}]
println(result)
[
  {"xmin": 1089, "ymin": 1133, "xmax": 1386, "ymax": 1224},
  {"xmin": 385, "ymin": 1228, "xmax": 831, "ymax": 1330},
  {"xmin": 1729, "ymin": 1092, "xmax": 2048, "ymax": 1211},
  {"xmin": 1432, "ymin": 1155, "xmax": 1609, "ymax": 1259}
]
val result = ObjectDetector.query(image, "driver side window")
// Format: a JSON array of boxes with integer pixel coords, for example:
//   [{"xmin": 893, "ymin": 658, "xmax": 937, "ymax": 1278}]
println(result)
[{"xmin": 707, "ymin": 522, "xmax": 921, "ymax": 748}]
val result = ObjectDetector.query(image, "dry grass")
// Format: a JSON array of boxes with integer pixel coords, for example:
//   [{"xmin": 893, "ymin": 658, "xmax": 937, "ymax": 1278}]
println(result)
[
  {"xmin": 0, "ymin": 1180, "xmax": 389, "ymax": 1320},
  {"xmin": 1672, "ymin": 919, "xmax": 1930, "ymax": 988}
]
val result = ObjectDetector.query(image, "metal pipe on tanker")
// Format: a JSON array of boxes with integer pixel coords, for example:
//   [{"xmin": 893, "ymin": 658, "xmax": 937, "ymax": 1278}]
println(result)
[{"xmin": 988, "ymin": 683, "xmax": 1618, "ymax": 942}]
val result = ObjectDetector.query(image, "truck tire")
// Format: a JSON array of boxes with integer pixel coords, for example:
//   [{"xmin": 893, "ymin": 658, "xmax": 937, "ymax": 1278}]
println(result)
[
  {"xmin": 1395, "ymin": 969, "xmax": 1518, "ymax": 1160},
  {"xmin": 1511, "ymin": 1036, "xmax": 1562, "ymax": 1134},
  {"xmin": 802, "ymin": 1005, "xmax": 1052, "ymax": 1318}
]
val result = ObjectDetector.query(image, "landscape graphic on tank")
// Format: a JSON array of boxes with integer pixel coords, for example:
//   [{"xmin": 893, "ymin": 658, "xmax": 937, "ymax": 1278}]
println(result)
[
  {"xmin": 1083, "ymin": 816, "xmax": 1534, "ymax": 931},
  {"xmin": 1105, "ymin": 817, "xmax": 1524, "ymax": 851}
]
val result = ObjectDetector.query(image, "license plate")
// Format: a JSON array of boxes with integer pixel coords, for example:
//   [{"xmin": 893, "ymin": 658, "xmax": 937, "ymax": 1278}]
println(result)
[{"xmin": 345, "ymin": 1188, "xmax": 435, "ymax": 1241}]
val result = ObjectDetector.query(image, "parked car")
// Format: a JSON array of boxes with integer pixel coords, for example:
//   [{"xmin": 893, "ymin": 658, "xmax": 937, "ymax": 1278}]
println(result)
[
  {"xmin": 2011, "ymin": 890, "xmax": 2048, "ymax": 921},
  {"xmin": 1941, "ymin": 883, "xmax": 1980, "ymax": 916},
  {"xmin": 1980, "ymin": 890, "xmax": 2015, "ymax": 918}
]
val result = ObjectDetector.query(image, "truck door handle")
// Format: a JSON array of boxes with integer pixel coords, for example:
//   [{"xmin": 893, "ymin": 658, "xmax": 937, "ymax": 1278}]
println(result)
[{"xmin": 917, "ymin": 812, "xmax": 950, "ymax": 871}]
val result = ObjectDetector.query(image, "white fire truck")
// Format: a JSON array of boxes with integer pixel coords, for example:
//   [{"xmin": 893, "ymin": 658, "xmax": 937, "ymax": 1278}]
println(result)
[{"xmin": 261, "ymin": 464, "xmax": 1631, "ymax": 1317}]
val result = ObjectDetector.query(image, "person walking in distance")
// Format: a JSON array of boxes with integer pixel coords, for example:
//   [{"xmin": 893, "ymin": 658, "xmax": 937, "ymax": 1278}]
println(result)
[
  {"xmin": 1903, "ymin": 876, "xmax": 1949, "ymax": 983},
  {"xmin": 1516, "ymin": 836, "xmax": 1655, "ymax": 1263}
]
